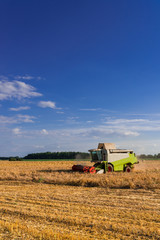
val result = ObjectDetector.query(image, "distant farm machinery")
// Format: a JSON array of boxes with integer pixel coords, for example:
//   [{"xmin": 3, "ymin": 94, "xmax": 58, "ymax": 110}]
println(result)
[{"xmin": 72, "ymin": 143, "xmax": 138, "ymax": 174}]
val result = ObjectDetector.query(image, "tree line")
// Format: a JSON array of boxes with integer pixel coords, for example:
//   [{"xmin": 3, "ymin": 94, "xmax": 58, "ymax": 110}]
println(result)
[
  {"xmin": 23, "ymin": 151, "xmax": 90, "ymax": 160},
  {"xmin": 0, "ymin": 152, "xmax": 90, "ymax": 161},
  {"xmin": 0, "ymin": 157, "xmax": 9, "ymax": 160},
  {"xmin": 1, "ymin": 152, "xmax": 160, "ymax": 161},
  {"xmin": 138, "ymin": 153, "xmax": 160, "ymax": 160}
]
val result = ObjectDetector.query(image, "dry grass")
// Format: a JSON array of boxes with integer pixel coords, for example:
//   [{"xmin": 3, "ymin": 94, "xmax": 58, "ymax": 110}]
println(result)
[
  {"xmin": 0, "ymin": 160, "xmax": 160, "ymax": 239},
  {"xmin": 0, "ymin": 160, "xmax": 160, "ymax": 189}
]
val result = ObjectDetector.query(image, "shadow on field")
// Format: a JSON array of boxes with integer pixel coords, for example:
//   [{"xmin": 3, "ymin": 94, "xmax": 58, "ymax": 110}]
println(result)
[{"xmin": 37, "ymin": 169, "xmax": 73, "ymax": 173}]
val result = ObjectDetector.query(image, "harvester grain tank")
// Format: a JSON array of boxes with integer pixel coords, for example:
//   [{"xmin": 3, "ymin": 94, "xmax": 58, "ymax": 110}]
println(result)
[{"xmin": 72, "ymin": 143, "xmax": 138, "ymax": 173}]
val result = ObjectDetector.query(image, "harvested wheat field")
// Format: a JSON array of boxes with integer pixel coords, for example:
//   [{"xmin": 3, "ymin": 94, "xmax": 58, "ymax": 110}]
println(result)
[{"xmin": 0, "ymin": 160, "xmax": 160, "ymax": 240}]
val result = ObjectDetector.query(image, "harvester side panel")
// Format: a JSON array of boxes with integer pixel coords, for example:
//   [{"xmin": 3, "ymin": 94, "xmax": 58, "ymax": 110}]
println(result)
[
  {"xmin": 108, "ymin": 153, "xmax": 130, "ymax": 163},
  {"xmin": 109, "ymin": 153, "xmax": 138, "ymax": 171}
]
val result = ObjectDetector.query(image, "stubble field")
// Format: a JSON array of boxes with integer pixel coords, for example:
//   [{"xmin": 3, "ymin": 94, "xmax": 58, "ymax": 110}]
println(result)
[{"xmin": 0, "ymin": 160, "xmax": 160, "ymax": 239}]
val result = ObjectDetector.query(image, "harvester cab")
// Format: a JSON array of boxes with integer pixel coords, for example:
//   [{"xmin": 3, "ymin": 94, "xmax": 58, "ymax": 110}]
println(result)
[
  {"xmin": 88, "ymin": 143, "xmax": 116, "ymax": 173},
  {"xmin": 89, "ymin": 143, "xmax": 116, "ymax": 162}
]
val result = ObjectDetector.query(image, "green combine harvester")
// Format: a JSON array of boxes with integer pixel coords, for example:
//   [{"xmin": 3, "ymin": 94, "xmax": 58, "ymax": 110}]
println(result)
[{"xmin": 72, "ymin": 143, "xmax": 138, "ymax": 173}]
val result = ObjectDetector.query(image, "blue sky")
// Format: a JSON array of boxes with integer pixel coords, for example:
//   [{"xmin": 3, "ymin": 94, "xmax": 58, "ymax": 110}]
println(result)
[{"xmin": 1, "ymin": 0, "xmax": 160, "ymax": 156}]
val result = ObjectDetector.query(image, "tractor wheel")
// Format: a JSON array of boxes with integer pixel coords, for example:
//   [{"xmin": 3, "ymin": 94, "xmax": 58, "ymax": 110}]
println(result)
[
  {"xmin": 125, "ymin": 165, "xmax": 132, "ymax": 173},
  {"xmin": 108, "ymin": 164, "xmax": 114, "ymax": 172}
]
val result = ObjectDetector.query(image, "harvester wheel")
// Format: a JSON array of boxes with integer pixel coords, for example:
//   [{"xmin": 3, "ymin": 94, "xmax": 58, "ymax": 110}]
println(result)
[
  {"xmin": 108, "ymin": 164, "xmax": 114, "ymax": 172},
  {"xmin": 125, "ymin": 166, "xmax": 132, "ymax": 173}
]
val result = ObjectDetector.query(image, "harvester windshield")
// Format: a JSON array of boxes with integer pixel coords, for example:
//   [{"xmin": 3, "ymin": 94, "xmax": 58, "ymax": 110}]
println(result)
[{"xmin": 90, "ymin": 150, "xmax": 102, "ymax": 162}]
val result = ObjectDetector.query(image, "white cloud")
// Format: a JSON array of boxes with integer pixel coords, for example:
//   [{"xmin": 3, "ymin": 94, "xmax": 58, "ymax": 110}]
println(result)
[
  {"xmin": 17, "ymin": 114, "xmax": 36, "ymax": 123},
  {"xmin": 106, "ymin": 118, "xmax": 148, "ymax": 124},
  {"xmin": 9, "ymin": 106, "xmax": 30, "ymax": 111},
  {"xmin": 0, "ymin": 116, "xmax": 17, "ymax": 124},
  {"xmin": 14, "ymin": 75, "xmax": 34, "ymax": 80},
  {"xmin": 12, "ymin": 128, "xmax": 22, "ymax": 135},
  {"xmin": 80, "ymin": 108, "xmax": 100, "ymax": 111},
  {"xmin": 80, "ymin": 108, "xmax": 116, "ymax": 113},
  {"xmin": 123, "ymin": 131, "xmax": 139, "ymax": 136},
  {"xmin": 66, "ymin": 116, "xmax": 80, "ymax": 124},
  {"xmin": 104, "ymin": 117, "xmax": 160, "ymax": 132},
  {"xmin": 0, "ymin": 75, "xmax": 9, "ymax": 81},
  {"xmin": 14, "ymin": 75, "xmax": 43, "ymax": 81},
  {"xmin": 41, "ymin": 129, "xmax": 48, "ymax": 135},
  {"xmin": 56, "ymin": 111, "xmax": 64, "ymax": 114},
  {"xmin": 0, "ymin": 80, "xmax": 42, "ymax": 100},
  {"xmin": 68, "ymin": 117, "xmax": 79, "ymax": 120},
  {"xmin": 2, "ymin": 117, "xmax": 160, "ymax": 155},
  {"xmin": 17, "ymin": 126, "xmax": 139, "ymax": 154},
  {"xmin": 0, "ymin": 114, "xmax": 36, "ymax": 124},
  {"xmin": 38, "ymin": 101, "xmax": 56, "ymax": 109},
  {"xmin": 37, "ymin": 126, "xmax": 139, "ymax": 138}
]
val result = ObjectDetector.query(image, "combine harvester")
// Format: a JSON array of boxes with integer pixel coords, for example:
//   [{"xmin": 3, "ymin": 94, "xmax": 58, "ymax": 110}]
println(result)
[{"xmin": 72, "ymin": 143, "xmax": 138, "ymax": 174}]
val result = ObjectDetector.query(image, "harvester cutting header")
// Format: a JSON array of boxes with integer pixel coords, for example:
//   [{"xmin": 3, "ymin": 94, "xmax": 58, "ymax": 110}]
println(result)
[{"xmin": 72, "ymin": 143, "xmax": 138, "ymax": 174}]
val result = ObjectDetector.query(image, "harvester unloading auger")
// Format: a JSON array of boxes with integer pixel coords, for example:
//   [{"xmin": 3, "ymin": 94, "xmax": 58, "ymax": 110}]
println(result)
[{"xmin": 72, "ymin": 143, "xmax": 139, "ymax": 174}]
